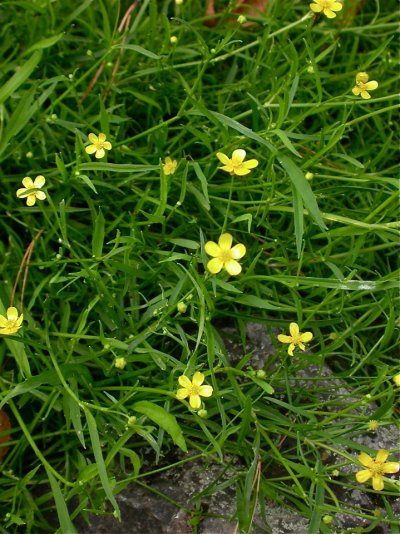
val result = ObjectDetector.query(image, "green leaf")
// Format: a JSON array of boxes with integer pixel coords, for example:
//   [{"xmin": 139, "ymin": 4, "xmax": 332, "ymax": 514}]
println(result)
[
  {"xmin": 119, "ymin": 44, "xmax": 161, "ymax": 59},
  {"xmin": 235, "ymin": 295, "xmax": 290, "ymax": 311},
  {"xmin": 211, "ymin": 111, "xmax": 275, "ymax": 152},
  {"xmin": 85, "ymin": 409, "xmax": 120, "ymax": 518},
  {"xmin": 133, "ymin": 400, "xmax": 187, "ymax": 452},
  {"xmin": 278, "ymin": 155, "xmax": 326, "ymax": 230},
  {"xmin": 0, "ymin": 51, "xmax": 42, "ymax": 105},
  {"xmin": 23, "ymin": 33, "xmax": 64, "ymax": 55},
  {"xmin": 92, "ymin": 209, "xmax": 105, "ymax": 257},
  {"xmin": 46, "ymin": 469, "xmax": 77, "ymax": 534},
  {"xmin": 292, "ymin": 184, "xmax": 304, "ymax": 258},
  {"xmin": 250, "ymin": 377, "xmax": 274, "ymax": 395},
  {"xmin": 169, "ymin": 238, "xmax": 200, "ymax": 249}
]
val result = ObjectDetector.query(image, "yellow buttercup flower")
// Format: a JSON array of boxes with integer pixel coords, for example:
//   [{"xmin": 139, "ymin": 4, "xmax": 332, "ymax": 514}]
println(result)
[
  {"xmin": 16, "ymin": 176, "xmax": 46, "ymax": 206},
  {"xmin": 367, "ymin": 420, "xmax": 379, "ymax": 431},
  {"xmin": 114, "ymin": 357, "xmax": 127, "ymax": 370},
  {"xmin": 176, "ymin": 371, "xmax": 213, "ymax": 410},
  {"xmin": 393, "ymin": 374, "xmax": 400, "ymax": 386},
  {"xmin": 310, "ymin": 0, "xmax": 343, "ymax": 18},
  {"xmin": 85, "ymin": 133, "xmax": 112, "ymax": 159},
  {"xmin": 356, "ymin": 449, "xmax": 399, "ymax": 491},
  {"xmin": 352, "ymin": 72, "xmax": 378, "ymax": 100},
  {"xmin": 162, "ymin": 157, "xmax": 178, "ymax": 175},
  {"xmin": 205, "ymin": 233, "xmax": 246, "ymax": 276},
  {"xmin": 277, "ymin": 322, "xmax": 313, "ymax": 356},
  {"xmin": 0, "ymin": 307, "xmax": 23, "ymax": 335},
  {"xmin": 216, "ymin": 149, "xmax": 258, "ymax": 176}
]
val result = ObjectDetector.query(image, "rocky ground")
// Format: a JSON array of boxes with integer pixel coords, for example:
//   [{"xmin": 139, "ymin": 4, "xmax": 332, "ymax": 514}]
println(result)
[{"xmin": 78, "ymin": 323, "xmax": 399, "ymax": 534}]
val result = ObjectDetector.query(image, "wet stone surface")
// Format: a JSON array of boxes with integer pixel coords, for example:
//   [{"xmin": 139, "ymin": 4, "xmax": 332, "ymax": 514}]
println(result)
[{"xmin": 78, "ymin": 323, "xmax": 399, "ymax": 534}]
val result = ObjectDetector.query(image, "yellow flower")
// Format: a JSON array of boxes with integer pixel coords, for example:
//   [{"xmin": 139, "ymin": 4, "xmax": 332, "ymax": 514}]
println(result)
[
  {"xmin": 0, "ymin": 307, "xmax": 23, "ymax": 335},
  {"xmin": 205, "ymin": 233, "xmax": 246, "ymax": 276},
  {"xmin": 216, "ymin": 149, "xmax": 259, "ymax": 176},
  {"xmin": 352, "ymin": 72, "xmax": 378, "ymax": 100},
  {"xmin": 16, "ymin": 176, "xmax": 46, "ymax": 206},
  {"xmin": 367, "ymin": 420, "xmax": 379, "ymax": 431},
  {"xmin": 393, "ymin": 374, "xmax": 400, "ymax": 386},
  {"xmin": 310, "ymin": 0, "xmax": 343, "ymax": 18},
  {"xmin": 85, "ymin": 133, "xmax": 112, "ymax": 159},
  {"xmin": 114, "ymin": 357, "xmax": 127, "ymax": 370},
  {"xmin": 176, "ymin": 372, "xmax": 213, "ymax": 410},
  {"xmin": 277, "ymin": 322, "xmax": 313, "ymax": 356},
  {"xmin": 356, "ymin": 449, "xmax": 399, "ymax": 491},
  {"xmin": 162, "ymin": 157, "xmax": 178, "ymax": 175}
]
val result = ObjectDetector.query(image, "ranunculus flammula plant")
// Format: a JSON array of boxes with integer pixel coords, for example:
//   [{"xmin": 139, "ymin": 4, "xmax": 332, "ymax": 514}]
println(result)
[
  {"xmin": 277, "ymin": 322, "xmax": 313, "ymax": 356},
  {"xmin": 85, "ymin": 133, "xmax": 112, "ymax": 159},
  {"xmin": 205, "ymin": 233, "xmax": 246, "ymax": 276},
  {"xmin": 16, "ymin": 176, "xmax": 46, "ymax": 206},
  {"xmin": 216, "ymin": 149, "xmax": 258, "ymax": 176},
  {"xmin": 176, "ymin": 372, "xmax": 213, "ymax": 410},
  {"xmin": 0, "ymin": 307, "xmax": 23, "ymax": 335},
  {"xmin": 356, "ymin": 449, "xmax": 399, "ymax": 491},
  {"xmin": 309, "ymin": 0, "xmax": 343, "ymax": 18},
  {"xmin": 352, "ymin": 72, "xmax": 378, "ymax": 100}
]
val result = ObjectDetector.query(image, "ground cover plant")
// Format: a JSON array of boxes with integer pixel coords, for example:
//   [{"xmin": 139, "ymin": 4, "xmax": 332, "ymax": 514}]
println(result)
[{"xmin": 0, "ymin": 0, "xmax": 399, "ymax": 532}]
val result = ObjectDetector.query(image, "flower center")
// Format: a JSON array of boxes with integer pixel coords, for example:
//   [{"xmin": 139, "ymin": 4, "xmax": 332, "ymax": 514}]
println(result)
[
  {"xmin": 188, "ymin": 385, "xmax": 201, "ymax": 396},
  {"xmin": 95, "ymin": 142, "xmax": 105, "ymax": 150},
  {"xmin": 370, "ymin": 462, "xmax": 385, "ymax": 476},
  {"xmin": 356, "ymin": 82, "xmax": 367, "ymax": 90},
  {"xmin": 291, "ymin": 333, "xmax": 302, "ymax": 345},
  {"xmin": 219, "ymin": 250, "xmax": 233, "ymax": 263},
  {"xmin": 6, "ymin": 320, "xmax": 18, "ymax": 328}
]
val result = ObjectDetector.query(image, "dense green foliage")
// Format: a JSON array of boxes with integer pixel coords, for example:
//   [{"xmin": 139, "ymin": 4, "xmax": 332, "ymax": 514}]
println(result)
[{"xmin": 0, "ymin": 0, "xmax": 399, "ymax": 532}]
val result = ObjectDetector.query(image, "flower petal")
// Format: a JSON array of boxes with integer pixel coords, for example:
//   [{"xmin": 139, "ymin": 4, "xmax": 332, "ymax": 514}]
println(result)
[
  {"xmin": 205, "ymin": 241, "xmax": 221, "ymax": 257},
  {"xmin": 103, "ymin": 141, "xmax": 112, "ymax": 150},
  {"xmin": 365, "ymin": 81, "xmax": 378, "ymax": 91},
  {"xmin": 310, "ymin": 3, "xmax": 323, "ymax": 12},
  {"xmin": 382, "ymin": 462, "xmax": 400, "ymax": 474},
  {"xmin": 33, "ymin": 175, "xmax": 45, "ymax": 188},
  {"xmin": 358, "ymin": 452, "xmax": 374, "ymax": 467},
  {"xmin": 176, "ymin": 388, "xmax": 189, "ymax": 400},
  {"xmin": 360, "ymin": 90, "xmax": 371, "ymax": 100},
  {"xmin": 36, "ymin": 191, "xmax": 46, "ymax": 201},
  {"xmin": 7, "ymin": 307, "xmax": 19, "ymax": 321},
  {"xmin": 219, "ymin": 164, "xmax": 234, "ymax": 173},
  {"xmin": 372, "ymin": 476, "xmax": 384, "ymax": 491},
  {"xmin": 300, "ymin": 331, "xmax": 313, "ymax": 343},
  {"xmin": 192, "ymin": 371, "xmax": 205, "ymax": 387},
  {"xmin": 356, "ymin": 72, "xmax": 369, "ymax": 83},
  {"xmin": 376, "ymin": 450, "xmax": 389, "ymax": 463},
  {"xmin": 26, "ymin": 194, "xmax": 36, "ymax": 206},
  {"xmin": 22, "ymin": 177, "xmax": 34, "ymax": 188},
  {"xmin": 88, "ymin": 133, "xmax": 98, "ymax": 144},
  {"xmin": 231, "ymin": 149, "xmax": 246, "ymax": 164},
  {"xmin": 324, "ymin": 9, "xmax": 337, "ymax": 18},
  {"xmin": 85, "ymin": 144, "xmax": 97, "ymax": 154},
  {"xmin": 95, "ymin": 148, "xmax": 105, "ymax": 159},
  {"xmin": 98, "ymin": 133, "xmax": 106, "ymax": 143},
  {"xmin": 278, "ymin": 334, "xmax": 292, "ymax": 344},
  {"xmin": 243, "ymin": 159, "xmax": 259, "ymax": 169},
  {"xmin": 178, "ymin": 375, "xmax": 192, "ymax": 388},
  {"xmin": 332, "ymin": 2, "xmax": 343, "ymax": 10},
  {"xmin": 289, "ymin": 322, "xmax": 299, "ymax": 337},
  {"xmin": 288, "ymin": 343, "xmax": 295, "ymax": 356},
  {"xmin": 230, "ymin": 243, "xmax": 246, "ymax": 259},
  {"xmin": 199, "ymin": 385, "xmax": 213, "ymax": 398},
  {"xmin": 189, "ymin": 394, "xmax": 201, "ymax": 410},
  {"xmin": 207, "ymin": 258, "xmax": 223, "ymax": 274},
  {"xmin": 218, "ymin": 233, "xmax": 233, "ymax": 250},
  {"xmin": 298, "ymin": 342, "xmax": 306, "ymax": 351},
  {"xmin": 0, "ymin": 315, "xmax": 8, "ymax": 327},
  {"xmin": 352, "ymin": 86, "xmax": 361, "ymax": 96},
  {"xmin": 216, "ymin": 152, "xmax": 231, "ymax": 165},
  {"xmin": 224, "ymin": 259, "xmax": 242, "ymax": 276},
  {"xmin": 16, "ymin": 188, "xmax": 28, "ymax": 198},
  {"xmin": 356, "ymin": 469, "xmax": 372, "ymax": 483},
  {"xmin": 16, "ymin": 314, "xmax": 24, "ymax": 326},
  {"xmin": 234, "ymin": 167, "xmax": 251, "ymax": 176}
]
